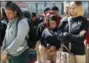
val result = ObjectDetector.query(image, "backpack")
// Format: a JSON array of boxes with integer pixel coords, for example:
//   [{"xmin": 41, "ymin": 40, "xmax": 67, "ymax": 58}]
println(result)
[
  {"xmin": 26, "ymin": 19, "xmax": 38, "ymax": 48},
  {"xmin": 16, "ymin": 18, "xmax": 34, "ymax": 48}
]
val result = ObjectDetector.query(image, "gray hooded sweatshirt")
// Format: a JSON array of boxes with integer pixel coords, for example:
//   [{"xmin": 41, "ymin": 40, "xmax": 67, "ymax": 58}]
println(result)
[{"xmin": 2, "ymin": 18, "xmax": 29, "ymax": 56}]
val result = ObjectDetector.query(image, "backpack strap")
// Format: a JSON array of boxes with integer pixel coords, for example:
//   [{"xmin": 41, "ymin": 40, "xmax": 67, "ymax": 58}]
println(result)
[
  {"xmin": 15, "ymin": 19, "xmax": 20, "ymax": 37},
  {"xmin": 26, "ymin": 18, "xmax": 31, "ymax": 33}
]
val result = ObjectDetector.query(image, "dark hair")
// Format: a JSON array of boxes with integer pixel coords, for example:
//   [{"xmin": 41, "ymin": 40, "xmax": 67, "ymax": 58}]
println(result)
[
  {"xmin": 48, "ymin": 15, "xmax": 58, "ymax": 22},
  {"xmin": 31, "ymin": 12, "xmax": 36, "ymax": 17},
  {"xmin": 22, "ymin": 10, "xmax": 31, "ymax": 19},
  {"xmin": 5, "ymin": 1, "xmax": 23, "ymax": 20},
  {"xmin": 51, "ymin": 6, "xmax": 59, "ymax": 11},
  {"xmin": 1, "ymin": 8, "xmax": 8, "ymax": 21},
  {"xmin": 44, "ymin": 7, "xmax": 50, "ymax": 13},
  {"xmin": 75, "ymin": 1, "xmax": 82, "ymax": 5}
]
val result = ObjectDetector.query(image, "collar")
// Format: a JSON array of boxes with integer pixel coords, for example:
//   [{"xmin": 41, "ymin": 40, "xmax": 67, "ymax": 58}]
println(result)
[{"xmin": 9, "ymin": 17, "xmax": 19, "ymax": 24}]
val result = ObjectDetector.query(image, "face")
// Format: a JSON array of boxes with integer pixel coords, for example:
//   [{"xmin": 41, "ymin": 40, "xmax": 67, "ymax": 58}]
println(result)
[
  {"xmin": 5, "ymin": 9, "xmax": 17, "ymax": 20},
  {"xmin": 52, "ymin": 10, "xmax": 59, "ymax": 16},
  {"xmin": 69, "ymin": 2, "xmax": 77, "ymax": 17},
  {"xmin": 49, "ymin": 20, "xmax": 57, "ymax": 29},
  {"xmin": 32, "ymin": 16, "xmax": 37, "ymax": 22},
  {"xmin": 45, "ymin": 10, "xmax": 50, "ymax": 15}
]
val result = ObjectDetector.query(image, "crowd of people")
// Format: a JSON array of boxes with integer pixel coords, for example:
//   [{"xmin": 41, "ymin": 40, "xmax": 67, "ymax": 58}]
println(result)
[{"xmin": 0, "ymin": 1, "xmax": 89, "ymax": 63}]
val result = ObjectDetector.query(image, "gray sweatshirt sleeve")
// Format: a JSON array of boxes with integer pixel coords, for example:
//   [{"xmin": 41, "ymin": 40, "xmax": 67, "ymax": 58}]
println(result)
[
  {"xmin": 5, "ymin": 19, "xmax": 29, "ymax": 55},
  {"xmin": 1, "ymin": 37, "xmax": 6, "ymax": 51}
]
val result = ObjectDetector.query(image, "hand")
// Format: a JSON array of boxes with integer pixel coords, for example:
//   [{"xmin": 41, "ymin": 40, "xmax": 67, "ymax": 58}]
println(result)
[
  {"xmin": 1, "ymin": 54, "xmax": 7, "ymax": 60},
  {"xmin": 1, "ymin": 54, "xmax": 11, "ymax": 63},
  {"xmin": 79, "ymin": 30, "xmax": 86, "ymax": 36},
  {"xmin": 1, "ymin": 50, "xmax": 7, "ymax": 59},
  {"xmin": 57, "ymin": 32, "xmax": 70, "ymax": 41},
  {"xmin": 1, "ymin": 50, "xmax": 11, "ymax": 62},
  {"xmin": 1, "ymin": 51, "xmax": 7, "ymax": 63},
  {"xmin": 62, "ymin": 32, "xmax": 71, "ymax": 42},
  {"xmin": 63, "ymin": 32, "xmax": 70, "ymax": 37}
]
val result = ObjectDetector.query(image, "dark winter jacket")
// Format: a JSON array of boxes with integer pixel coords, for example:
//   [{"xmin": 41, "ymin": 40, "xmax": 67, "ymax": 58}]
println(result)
[
  {"xmin": 37, "ymin": 16, "xmax": 61, "ymax": 40},
  {"xmin": 28, "ymin": 19, "xmax": 40, "ymax": 48},
  {"xmin": 41, "ymin": 28, "xmax": 61, "ymax": 49},
  {"xmin": 57, "ymin": 16, "xmax": 88, "ymax": 55}
]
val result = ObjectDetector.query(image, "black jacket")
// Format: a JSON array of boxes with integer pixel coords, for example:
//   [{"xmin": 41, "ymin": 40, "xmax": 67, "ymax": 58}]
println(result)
[
  {"xmin": 37, "ymin": 22, "xmax": 46, "ymax": 40},
  {"xmin": 28, "ymin": 19, "xmax": 40, "ymax": 48},
  {"xmin": 0, "ymin": 21, "xmax": 7, "ymax": 47},
  {"xmin": 58, "ymin": 16, "xmax": 89, "ymax": 55},
  {"xmin": 41, "ymin": 28, "xmax": 61, "ymax": 49},
  {"xmin": 30, "ymin": 19, "xmax": 40, "ymax": 41},
  {"xmin": 37, "ymin": 16, "xmax": 61, "ymax": 40}
]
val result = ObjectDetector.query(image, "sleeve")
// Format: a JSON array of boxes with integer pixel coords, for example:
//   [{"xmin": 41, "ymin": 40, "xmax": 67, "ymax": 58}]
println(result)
[
  {"xmin": 40, "ymin": 29, "xmax": 47, "ymax": 47},
  {"xmin": 37, "ymin": 22, "xmax": 44, "ymax": 40},
  {"xmin": 1, "ymin": 37, "xmax": 6, "ymax": 51},
  {"xmin": 5, "ymin": 19, "xmax": 29, "ymax": 55},
  {"xmin": 65, "ymin": 19, "xmax": 89, "ymax": 43},
  {"xmin": 37, "ymin": 24, "xmax": 41, "ymax": 40},
  {"xmin": 0, "ymin": 23, "xmax": 7, "ymax": 46},
  {"xmin": 57, "ymin": 21, "xmax": 67, "ymax": 40},
  {"xmin": 46, "ymin": 35, "xmax": 60, "ymax": 45},
  {"xmin": 1, "ymin": 23, "xmax": 7, "ymax": 51},
  {"xmin": 65, "ymin": 33, "xmax": 86, "ymax": 43}
]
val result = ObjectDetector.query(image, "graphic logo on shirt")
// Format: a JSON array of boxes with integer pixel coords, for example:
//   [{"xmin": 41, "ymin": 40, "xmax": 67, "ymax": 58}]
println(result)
[{"xmin": 78, "ymin": 21, "xmax": 82, "ymax": 25}]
